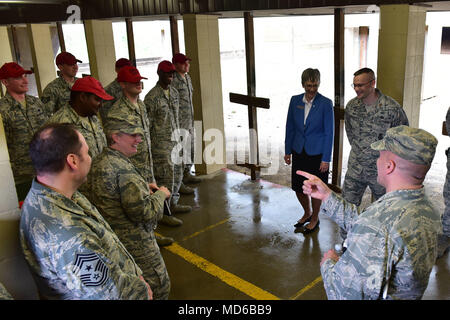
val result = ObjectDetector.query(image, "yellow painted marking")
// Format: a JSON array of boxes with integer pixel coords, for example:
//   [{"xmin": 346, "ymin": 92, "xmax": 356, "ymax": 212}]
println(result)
[
  {"xmin": 157, "ymin": 238, "xmax": 280, "ymax": 300},
  {"xmin": 290, "ymin": 275, "xmax": 323, "ymax": 300},
  {"xmin": 181, "ymin": 218, "xmax": 230, "ymax": 241}
]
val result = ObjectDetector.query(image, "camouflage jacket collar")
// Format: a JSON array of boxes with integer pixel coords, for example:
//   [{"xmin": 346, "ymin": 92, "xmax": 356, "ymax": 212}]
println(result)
[
  {"xmin": 2, "ymin": 92, "xmax": 32, "ymax": 110},
  {"xmin": 30, "ymin": 178, "xmax": 88, "ymax": 217},
  {"xmin": 374, "ymin": 186, "xmax": 425, "ymax": 204},
  {"xmin": 118, "ymin": 95, "xmax": 144, "ymax": 112},
  {"xmin": 354, "ymin": 88, "xmax": 386, "ymax": 108},
  {"xmin": 105, "ymin": 146, "xmax": 130, "ymax": 162},
  {"xmin": 62, "ymin": 104, "xmax": 97, "ymax": 132},
  {"xmin": 57, "ymin": 75, "xmax": 79, "ymax": 89},
  {"xmin": 154, "ymin": 82, "xmax": 177, "ymax": 101}
]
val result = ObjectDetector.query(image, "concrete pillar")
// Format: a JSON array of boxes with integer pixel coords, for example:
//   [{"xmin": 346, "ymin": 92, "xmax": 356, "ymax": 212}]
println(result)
[
  {"xmin": 377, "ymin": 4, "xmax": 426, "ymax": 128},
  {"xmin": 0, "ymin": 26, "xmax": 14, "ymax": 97},
  {"xmin": 27, "ymin": 24, "xmax": 57, "ymax": 97},
  {"xmin": 84, "ymin": 19, "xmax": 116, "ymax": 86},
  {"xmin": 0, "ymin": 116, "xmax": 38, "ymax": 299},
  {"xmin": 183, "ymin": 14, "xmax": 226, "ymax": 175}
]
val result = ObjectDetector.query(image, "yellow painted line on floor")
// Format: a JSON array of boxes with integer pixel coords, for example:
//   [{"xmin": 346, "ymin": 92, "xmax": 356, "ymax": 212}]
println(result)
[
  {"xmin": 157, "ymin": 238, "xmax": 280, "ymax": 300},
  {"xmin": 181, "ymin": 218, "xmax": 230, "ymax": 242},
  {"xmin": 290, "ymin": 275, "xmax": 323, "ymax": 300}
]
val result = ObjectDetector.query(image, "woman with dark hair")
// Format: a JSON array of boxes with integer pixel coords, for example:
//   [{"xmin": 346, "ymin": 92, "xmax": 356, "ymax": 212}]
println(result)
[{"xmin": 284, "ymin": 68, "xmax": 334, "ymax": 234}]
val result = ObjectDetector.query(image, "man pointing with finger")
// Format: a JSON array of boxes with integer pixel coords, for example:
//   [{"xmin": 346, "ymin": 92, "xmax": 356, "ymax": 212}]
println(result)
[{"xmin": 298, "ymin": 125, "xmax": 441, "ymax": 300}]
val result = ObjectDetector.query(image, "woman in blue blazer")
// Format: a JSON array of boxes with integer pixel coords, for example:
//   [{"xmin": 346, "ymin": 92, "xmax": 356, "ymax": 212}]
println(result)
[{"xmin": 284, "ymin": 68, "xmax": 334, "ymax": 234}]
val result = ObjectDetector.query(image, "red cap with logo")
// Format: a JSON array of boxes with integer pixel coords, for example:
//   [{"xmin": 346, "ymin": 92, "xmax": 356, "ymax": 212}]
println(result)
[
  {"xmin": 56, "ymin": 52, "xmax": 82, "ymax": 66},
  {"xmin": 0, "ymin": 62, "xmax": 33, "ymax": 79},
  {"xmin": 71, "ymin": 76, "xmax": 113, "ymax": 100},
  {"xmin": 115, "ymin": 58, "xmax": 132, "ymax": 69},
  {"xmin": 117, "ymin": 66, "xmax": 147, "ymax": 83},
  {"xmin": 172, "ymin": 53, "xmax": 191, "ymax": 64},
  {"xmin": 157, "ymin": 60, "xmax": 176, "ymax": 73}
]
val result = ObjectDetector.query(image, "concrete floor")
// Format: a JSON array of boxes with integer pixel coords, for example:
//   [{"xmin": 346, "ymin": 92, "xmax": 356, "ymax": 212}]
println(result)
[{"xmin": 156, "ymin": 168, "xmax": 450, "ymax": 300}]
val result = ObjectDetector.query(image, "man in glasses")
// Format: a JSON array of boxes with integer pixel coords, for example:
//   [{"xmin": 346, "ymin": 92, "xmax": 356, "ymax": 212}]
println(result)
[{"xmin": 341, "ymin": 68, "xmax": 409, "ymax": 242}]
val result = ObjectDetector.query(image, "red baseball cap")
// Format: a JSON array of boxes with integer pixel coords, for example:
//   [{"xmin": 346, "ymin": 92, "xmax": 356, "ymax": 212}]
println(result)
[
  {"xmin": 117, "ymin": 66, "xmax": 147, "ymax": 83},
  {"xmin": 71, "ymin": 76, "xmax": 113, "ymax": 100},
  {"xmin": 0, "ymin": 62, "xmax": 33, "ymax": 79},
  {"xmin": 115, "ymin": 58, "xmax": 132, "ymax": 69},
  {"xmin": 56, "ymin": 52, "xmax": 82, "ymax": 66},
  {"xmin": 158, "ymin": 60, "xmax": 176, "ymax": 73},
  {"xmin": 172, "ymin": 53, "xmax": 191, "ymax": 64}
]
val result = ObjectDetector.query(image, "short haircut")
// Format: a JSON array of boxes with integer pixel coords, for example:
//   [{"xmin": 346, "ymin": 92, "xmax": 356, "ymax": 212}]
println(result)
[
  {"xmin": 29, "ymin": 123, "xmax": 82, "ymax": 175},
  {"xmin": 354, "ymin": 67, "xmax": 375, "ymax": 80},
  {"xmin": 301, "ymin": 68, "xmax": 320, "ymax": 85},
  {"xmin": 70, "ymin": 90, "xmax": 94, "ymax": 103}
]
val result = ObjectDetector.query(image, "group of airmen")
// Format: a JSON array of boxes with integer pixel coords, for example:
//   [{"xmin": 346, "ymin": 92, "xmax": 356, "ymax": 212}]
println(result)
[
  {"xmin": 0, "ymin": 50, "xmax": 449, "ymax": 300},
  {"xmin": 0, "ymin": 51, "xmax": 201, "ymax": 299}
]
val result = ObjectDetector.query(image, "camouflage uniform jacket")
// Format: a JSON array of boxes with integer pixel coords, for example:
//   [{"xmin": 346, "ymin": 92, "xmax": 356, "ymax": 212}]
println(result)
[
  {"xmin": 320, "ymin": 188, "xmax": 441, "ymax": 300},
  {"xmin": 345, "ymin": 89, "xmax": 409, "ymax": 175},
  {"xmin": 0, "ymin": 283, "xmax": 12, "ymax": 300},
  {"xmin": 100, "ymin": 79, "xmax": 123, "ymax": 122},
  {"xmin": 41, "ymin": 75, "xmax": 79, "ymax": 115},
  {"xmin": 0, "ymin": 93, "xmax": 50, "ymax": 184},
  {"xmin": 144, "ymin": 83, "xmax": 181, "ymax": 157},
  {"xmin": 171, "ymin": 72, "xmax": 194, "ymax": 131},
  {"xmin": 103, "ymin": 95, "xmax": 155, "ymax": 183},
  {"xmin": 87, "ymin": 147, "xmax": 166, "ymax": 233},
  {"xmin": 47, "ymin": 104, "xmax": 106, "ymax": 159},
  {"xmin": 20, "ymin": 179, "xmax": 149, "ymax": 300}
]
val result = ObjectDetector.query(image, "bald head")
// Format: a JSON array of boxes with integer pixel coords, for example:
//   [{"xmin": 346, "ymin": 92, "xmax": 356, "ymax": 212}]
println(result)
[{"xmin": 377, "ymin": 150, "xmax": 430, "ymax": 190}]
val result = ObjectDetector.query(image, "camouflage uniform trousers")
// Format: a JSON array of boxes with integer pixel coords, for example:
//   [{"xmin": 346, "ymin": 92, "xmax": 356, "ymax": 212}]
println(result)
[
  {"xmin": 341, "ymin": 157, "xmax": 385, "ymax": 241},
  {"xmin": 439, "ymin": 149, "xmax": 450, "ymax": 255},
  {"xmin": 153, "ymin": 152, "xmax": 183, "ymax": 207},
  {"xmin": 115, "ymin": 227, "xmax": 170, "ymax": 300},
  {"xmin": 172, "ymin": 72, "xmax": 195, "ymax": 176}
]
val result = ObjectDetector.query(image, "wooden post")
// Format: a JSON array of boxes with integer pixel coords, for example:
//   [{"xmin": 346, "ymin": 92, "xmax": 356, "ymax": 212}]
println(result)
[
  {"xmin": 125, "ymin": 18, "xmax": 136, "ymax": 67},
  {"xmin": 56, "ymin": 21, "xmax": 66, "ymax": 52},
  {"xmin": 359, "ymin": 26, "xmax": 369, "ymax": 68},
  {"xmin": 170, "ymin": 16, "xmax": 180, "ymax": 56},
  {"xmin": 332, "ymin": 8, "xmax": 345, "ymax": 187},
  {"xmin": 244, "ymin": 11, "xmax": 259, "ymax": 180}
]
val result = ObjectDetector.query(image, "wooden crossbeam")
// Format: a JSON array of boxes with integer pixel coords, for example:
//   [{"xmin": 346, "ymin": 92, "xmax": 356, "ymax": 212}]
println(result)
[{"xmin": 229, "ymin": 93, "xmax": 270, "ymax": 109}]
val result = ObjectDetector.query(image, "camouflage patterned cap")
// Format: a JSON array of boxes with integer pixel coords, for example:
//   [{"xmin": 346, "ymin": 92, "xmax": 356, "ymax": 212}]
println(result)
[
  {"xmin": 371, "ymin": 125, "xmax": 438, "ymax": 166},
  {"xmin": 103, "ymin": 122, "xmax": 145, "ymax": 137}
]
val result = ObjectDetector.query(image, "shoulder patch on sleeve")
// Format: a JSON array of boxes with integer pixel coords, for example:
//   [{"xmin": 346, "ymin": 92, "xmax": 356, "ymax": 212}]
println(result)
[{"xmin": 73, "ymin": 253, "xmax": 109, "ymax": 287}]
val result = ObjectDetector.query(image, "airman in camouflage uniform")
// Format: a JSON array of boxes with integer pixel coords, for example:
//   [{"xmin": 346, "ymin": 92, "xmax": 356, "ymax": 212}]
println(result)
[
  {"xmin": 299, "ymin": 125, "xmax": 441, "ymax": 299},
  {"xmin": 87, "ymin": 124, "xmax": 171, "ymax": 299},
  {"xmin": 0, "ymin": 282, "xmax": 13, "ymax": 300},
  {"xmin": 20, "ymin": 123, "xmax": 151, "ymax": 300},
  {"xmin": 41, "ymin": 52, "xmax": 81, "ymax": 115},
  {"xmin": 0, "ymin": 62, "xmax": 50, "ymax": 200},
  {"xmin": 438, "ymin": 106, "xmax": 450, "ymax": 258},
  {"xmin": 100, "ymin": 58, "xmax": 132, "ymax": 122},
  {"xmin": 342, "ymin": 68, "xmax": 408, "ymax": 241},
  {"xmin": 46, "ymin": 76, "xmax": 113, "ymax": 196},
  {"xmin": 102, "ymin": 66, "xmax": 155, "ymax": 184},
  {"xmin": 144, "ymin": 60, "xmax": 191, "ymax": 215},
  {"xmin": 172, "ymin": 53, "xmax": 201, "ymax": 186},
  {"xmin": 343, "ymin": 68, "xmax": 409, "ymax": 207}
]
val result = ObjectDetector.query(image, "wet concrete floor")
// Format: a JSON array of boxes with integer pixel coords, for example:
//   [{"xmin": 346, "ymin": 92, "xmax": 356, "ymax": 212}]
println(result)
[{"xmin": 156, "ymin": 168, "xmax": 450, "ymax": 300}]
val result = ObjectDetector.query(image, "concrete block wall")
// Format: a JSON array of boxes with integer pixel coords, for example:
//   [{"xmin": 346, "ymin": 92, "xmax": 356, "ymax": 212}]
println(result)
[{"xmin": 0, "ymin": 115, "xmax": 38, "ymax": 299}]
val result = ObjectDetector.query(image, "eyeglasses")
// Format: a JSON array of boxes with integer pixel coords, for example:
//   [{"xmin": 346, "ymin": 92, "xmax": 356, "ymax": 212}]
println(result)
[{"xmin": 351, "ymin": 79, "xmax": 374, "ymax": 89}]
